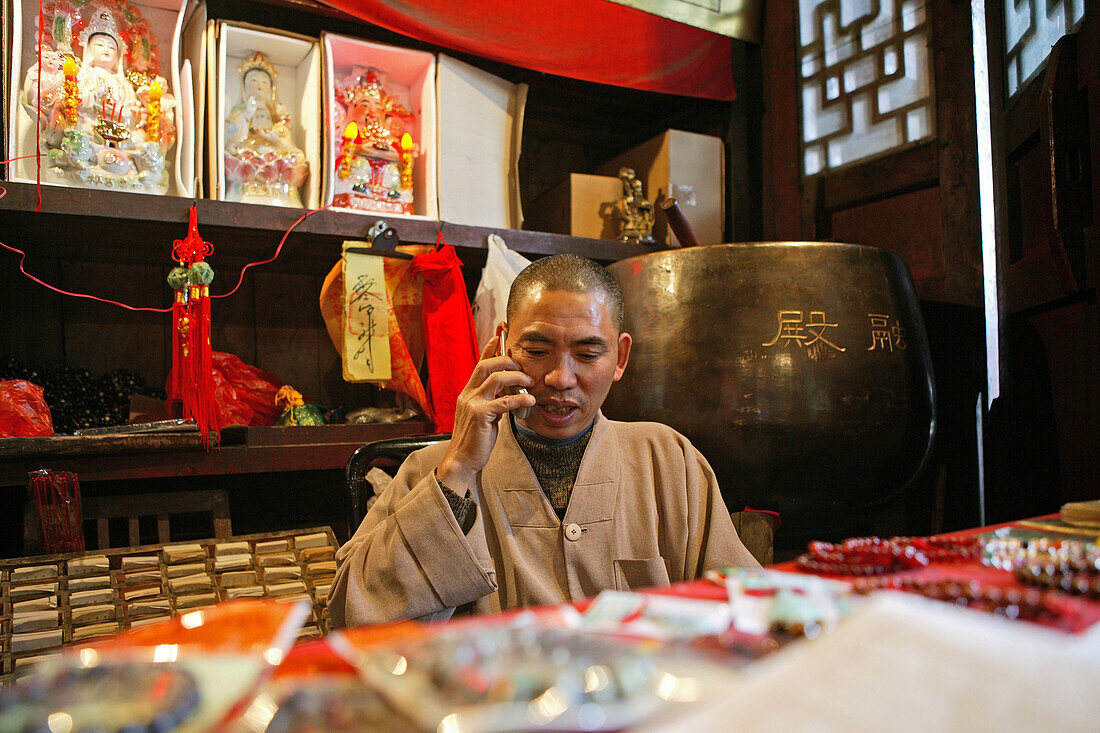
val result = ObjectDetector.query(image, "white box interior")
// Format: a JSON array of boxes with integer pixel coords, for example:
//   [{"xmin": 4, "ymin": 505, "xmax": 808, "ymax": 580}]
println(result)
[
  {"xmin": 321, "ymin": 32, "xmax": 437, "ymax": 219},
  {"xmin": 6, "ymin": 0, "xmax": 195, "ymax": 196},
  {"xmin": 215, "ymin": 22, "xmax": 321, "ymax": 209},
  {"xmin": 436, "ymin": 54, "xmax": 526, "ymax": 230},
  {"xmin": 177, "ymin": 0, "xmax": 208, "ymax": 197}
]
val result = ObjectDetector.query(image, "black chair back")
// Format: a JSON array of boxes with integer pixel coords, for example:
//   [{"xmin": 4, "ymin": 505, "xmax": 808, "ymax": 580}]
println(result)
[{"xmin": 345, "ymin": 434, "xmax": 451, "ymax": 527}]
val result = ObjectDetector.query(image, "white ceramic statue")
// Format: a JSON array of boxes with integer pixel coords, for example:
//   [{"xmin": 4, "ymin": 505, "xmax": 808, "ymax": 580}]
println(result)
[
  {"xmin": 20, "ymin": 4, "xmax": 177, "ymax": 194},
  {"xmin": 223, "ymin": 52, "xmax": 309, "ymax": 208},
  {"xmin": 331, "ymin": 67, "xmax": 417, "ymax": 215}
]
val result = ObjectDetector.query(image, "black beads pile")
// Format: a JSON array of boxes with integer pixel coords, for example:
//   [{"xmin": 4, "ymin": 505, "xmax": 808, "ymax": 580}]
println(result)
[{"xmin": 0, "ymin": 356, "xmax": 165, "ymax": 433}]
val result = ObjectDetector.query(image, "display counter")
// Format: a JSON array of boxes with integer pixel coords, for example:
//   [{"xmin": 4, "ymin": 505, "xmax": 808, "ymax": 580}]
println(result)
[
  {"xmin": 0, "ymin": 422, "xmax": 432, "ymax": 487},
  {"xmin": 2, "ymin": 513, "xmax": 1098, "ymax": 730}
]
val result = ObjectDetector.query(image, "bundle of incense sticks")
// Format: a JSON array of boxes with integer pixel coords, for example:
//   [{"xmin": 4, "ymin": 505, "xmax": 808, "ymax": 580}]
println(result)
[{"xmin": 29, "ymin": 470, "xmax": 84, "ymax": 553}]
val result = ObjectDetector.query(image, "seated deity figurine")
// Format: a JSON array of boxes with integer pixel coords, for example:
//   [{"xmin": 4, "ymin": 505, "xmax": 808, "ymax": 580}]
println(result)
[
  {"xmin": 603, "ymin": 167, "xmax": 655, "ymax": 245},
  {"xmin": 20, "ymin": 5, "xmax": 177, "ymax": 194},
  {"xmin": 331, "ymin": 68, "xmax": 418, "ymax": 215},
  {"xmin": 223, "ymin": 52, "xmax": 309, "ymax": 208}
]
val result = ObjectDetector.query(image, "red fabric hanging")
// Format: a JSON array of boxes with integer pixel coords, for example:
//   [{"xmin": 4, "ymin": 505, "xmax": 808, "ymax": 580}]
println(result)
[
  {"xmin": 410, "ymin": 240, "xmax": 480, "ymax": 432},
  {"xmin": 318, "ymin": 0, "xmax": 736, "ymax": 101}
]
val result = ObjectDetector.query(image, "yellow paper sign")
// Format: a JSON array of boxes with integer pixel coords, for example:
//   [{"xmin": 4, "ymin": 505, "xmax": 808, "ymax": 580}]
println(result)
[{"xmin": 341, "ymin": 243, "xmax": 391, "ymax": 381}]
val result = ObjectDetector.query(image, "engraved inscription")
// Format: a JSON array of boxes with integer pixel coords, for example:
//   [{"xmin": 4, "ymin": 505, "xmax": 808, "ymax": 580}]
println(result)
[
  {"xmin": 763, "ymin": 310, "xmax": 847, "ymax": 352},
  {"xmin": 867, "ymin": 313, "xmax": 907, "ymax": 352}
]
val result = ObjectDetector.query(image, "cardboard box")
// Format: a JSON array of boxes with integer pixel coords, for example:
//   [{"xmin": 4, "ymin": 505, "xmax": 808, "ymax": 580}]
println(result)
[
  {"xmin": 595, "ymin": 129, "xmax": 724, "ymax": 247},
  {"xmin": 525, "ymin": 173, "xmax": 622, "ymax": 240},
  {"xmin": 177, "ymin": 0, "xmax": 208, "ymax": 197},
  {"xmin": 435, "ymin": 54, "xmax": 527, "ymax": 229}
]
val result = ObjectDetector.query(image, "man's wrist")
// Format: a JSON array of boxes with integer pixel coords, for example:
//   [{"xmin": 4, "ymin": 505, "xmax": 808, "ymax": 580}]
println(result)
[
  {"xmin": 435, "ymin": 469, "xmax": 476, "ymax": 533},
  {"xmin": 435, "ymin": 456, "xmax": 476, "ymax": 494}
]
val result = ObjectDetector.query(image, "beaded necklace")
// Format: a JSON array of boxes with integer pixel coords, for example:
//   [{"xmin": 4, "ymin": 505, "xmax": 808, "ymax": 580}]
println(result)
[{"xmin": 796, "ymin": 535, "xmax": 981, "ymax": 576}]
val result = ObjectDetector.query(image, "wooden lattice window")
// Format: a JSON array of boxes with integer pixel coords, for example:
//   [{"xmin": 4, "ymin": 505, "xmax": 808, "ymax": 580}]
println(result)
[
  {"xmin": 798, "ymin": 0, "xmax": 936, "ymax": 176},
  {"xmin": 1004, "ymin": 0, "xmax": 1086, "ymax": 98}
]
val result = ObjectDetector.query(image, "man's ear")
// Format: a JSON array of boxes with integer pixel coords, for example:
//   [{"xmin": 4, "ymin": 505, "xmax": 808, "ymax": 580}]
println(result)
[{"xmin": 613, "ymin": 332, "xmax": 632, "ymax": 381}]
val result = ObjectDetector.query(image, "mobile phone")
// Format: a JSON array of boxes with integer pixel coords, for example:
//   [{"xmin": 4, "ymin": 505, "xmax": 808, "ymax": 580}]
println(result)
[{"xmin": 500, "ymin": 334, "xmax": 531, "ymax": 419}]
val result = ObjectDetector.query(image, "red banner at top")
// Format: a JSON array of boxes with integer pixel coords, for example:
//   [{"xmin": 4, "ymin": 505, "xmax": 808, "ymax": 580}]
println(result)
[{"xmin": 319, "ymin": 0, "xmax": 737, "ymax": 100}]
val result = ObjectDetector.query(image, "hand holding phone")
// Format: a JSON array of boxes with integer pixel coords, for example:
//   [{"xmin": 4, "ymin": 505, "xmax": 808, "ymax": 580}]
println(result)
[
  {"xmin": 437, "ymin": 331, "xmax": 533, "ymax": 491},
  {"xmin": 500, "ymin": 334, "xmax": 531, "ymax": 419}
]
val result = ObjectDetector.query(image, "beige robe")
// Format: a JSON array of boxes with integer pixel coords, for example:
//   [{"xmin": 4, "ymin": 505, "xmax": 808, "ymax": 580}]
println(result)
[{"xmin": 330, "ymin": 413, "xmax": 759, "ymax": 628}]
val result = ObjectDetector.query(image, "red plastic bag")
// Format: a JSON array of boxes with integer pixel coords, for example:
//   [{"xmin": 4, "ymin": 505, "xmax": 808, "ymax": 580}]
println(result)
[
  {"xmin": 0, "ymin": 380, "xmax": 54, "ymax": 437},
  {"xmin": 211, "ymin": 352, "xmax": 284, "ymax": 429}
]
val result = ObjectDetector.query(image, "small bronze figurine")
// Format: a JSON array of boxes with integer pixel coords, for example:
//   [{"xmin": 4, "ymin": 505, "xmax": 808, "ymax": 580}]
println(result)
[{"xmin": 605, "ymin": 167, "xmax": 655, "ymax": 245}]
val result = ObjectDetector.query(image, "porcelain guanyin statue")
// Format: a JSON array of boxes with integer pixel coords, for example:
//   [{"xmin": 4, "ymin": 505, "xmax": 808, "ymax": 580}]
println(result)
[
  {"xmin": 223, "ymin": 52, "xmax": 309, "ymax": 208},
  {"xmin": 20, "ymin": 2, "xmax": 177, "ymax": 194},
  {"xmin": 332, "ymin": 67, "xmax": 418, "ymax": 215}
]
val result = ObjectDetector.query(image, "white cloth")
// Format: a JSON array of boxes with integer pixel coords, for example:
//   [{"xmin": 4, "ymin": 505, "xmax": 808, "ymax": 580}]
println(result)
[{"xmin": 472, "ymin": 234, "xmax": 531, "ymax": 347}]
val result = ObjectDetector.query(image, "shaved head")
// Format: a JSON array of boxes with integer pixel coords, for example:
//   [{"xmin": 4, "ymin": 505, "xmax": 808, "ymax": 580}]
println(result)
[{"xmin": 506, "ymin": 254, "xmax": 624, "ymax": 332}]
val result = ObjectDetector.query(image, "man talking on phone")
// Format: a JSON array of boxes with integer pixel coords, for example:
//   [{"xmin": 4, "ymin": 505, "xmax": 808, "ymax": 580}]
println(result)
[{"xmin": 331, "ymin": 253, "xmax": 759, "ymax": 627}]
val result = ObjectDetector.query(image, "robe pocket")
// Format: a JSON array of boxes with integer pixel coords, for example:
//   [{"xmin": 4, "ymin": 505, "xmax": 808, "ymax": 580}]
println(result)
[
  {"xmin": 500, "ymin": 489, "xmax": 557, "ymax": 527},
  {"xmin": 614, "ymin": 558, "xmax": 670, "ymax": 592}
]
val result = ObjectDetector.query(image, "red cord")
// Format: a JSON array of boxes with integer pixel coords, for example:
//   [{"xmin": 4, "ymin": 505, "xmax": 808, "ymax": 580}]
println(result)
[
  {"xmin": 0, "ymin": 236, "xmax": 172, "ymax": 311},
  {"xmin": 211, "ymin": 203, "xmax": 332, "ymax": 299},
  {"xmin": 0, "ymin": 182, "xmax": 334, "ymax": 310}
]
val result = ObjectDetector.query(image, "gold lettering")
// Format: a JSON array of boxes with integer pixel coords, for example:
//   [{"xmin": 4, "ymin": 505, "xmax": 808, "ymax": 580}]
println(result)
[
  {"xmin": 762, "ymin": 310, "xmax": 806, "ymax": 347},
  {"xmin": 868, "ymin": 314, "xmax": 893, "ymax": 351},
  {"xmin": 804, "ymin": 311, "xmax": 846, "ymax": 352},
  {"xmin": 764, "ymin": 309, "xmax": 847, "ymax": 352}
]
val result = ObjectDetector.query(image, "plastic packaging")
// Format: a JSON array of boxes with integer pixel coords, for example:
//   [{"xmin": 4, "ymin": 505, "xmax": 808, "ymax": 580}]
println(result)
[
  {"xmin": 0, "ymin": 600, "xmax": 311, "ymax": 733},
  {"xmin": 229, "ymin": 622, "xmax": 424, "ymax": 732},
  {"xmin": 0, "ymin": 657, "xmax": 204, "ymax": 733},
  {"xmin": 334, "ymin": 618, "xmax": 723, "ymax": 732},
  {"xmin": 472, "ymin": 234, "xmax": 531, "ymax": 348},
  {"xmin": 29, "ymin": 470, "xmax": 83, "ymax": 554},
  {"xmin": 209, "ymin": 352, "xmax": 285, "ymax": 429},
  {"xmin": 233, "ymin": 676, "xmax": 410, "ymax": 733},
  {"xmin": 0, "ymin": 379, "xmax": 53, "ymax": 437}
]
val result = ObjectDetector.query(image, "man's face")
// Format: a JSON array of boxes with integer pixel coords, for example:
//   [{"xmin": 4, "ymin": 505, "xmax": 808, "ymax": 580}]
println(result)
[
  {"xmin": 506, "ymin": 287, "xmax": 631, "ymax": 440},
  {"xmin": 86, "ymin": 35, "xmax": 118, "ymax": 72}
]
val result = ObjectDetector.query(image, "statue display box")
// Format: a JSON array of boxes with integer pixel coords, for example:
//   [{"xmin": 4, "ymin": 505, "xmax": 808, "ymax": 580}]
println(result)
[
  {"xmin": 6, "ymin": 0, "xmax": 197, "ymax": 196},
  {"xmin": 210, "ymin": 22, "xmax": 321, "ymax": 209},
  {"xmin": 321, "ymin": 33, "xmax": 436, "ymax": 219},
  {"xmin": 322, "ymin": 34, "xmax": 526, "ymax": 227}
]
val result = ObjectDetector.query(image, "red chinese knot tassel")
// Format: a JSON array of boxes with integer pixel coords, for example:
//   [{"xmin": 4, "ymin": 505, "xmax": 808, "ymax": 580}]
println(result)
[{"xmin": 167, "ymin": 207, "xmax": 217, "ymax": 447}]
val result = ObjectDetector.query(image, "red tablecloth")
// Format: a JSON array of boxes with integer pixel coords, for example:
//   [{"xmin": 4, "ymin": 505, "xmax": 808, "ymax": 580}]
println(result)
[{"xmin": 285, "ymin": 515, "xmax": 1100, "ymax": 668}]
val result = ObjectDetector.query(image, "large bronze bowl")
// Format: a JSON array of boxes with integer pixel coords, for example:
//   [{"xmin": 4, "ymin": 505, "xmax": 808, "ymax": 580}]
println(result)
[{"xmin": 603, "ymin": 243, "xmax": 936, "ymax": 537}]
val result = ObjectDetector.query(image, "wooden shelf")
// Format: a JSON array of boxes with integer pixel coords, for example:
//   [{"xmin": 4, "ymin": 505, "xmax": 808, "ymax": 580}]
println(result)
[
  {"xmin": 0, "ymin": 422, "xmax": 433, "ymax": 487},
  {"xmin": 0, "ymin": 181, "xmax": 658, "ymax": 268}
]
